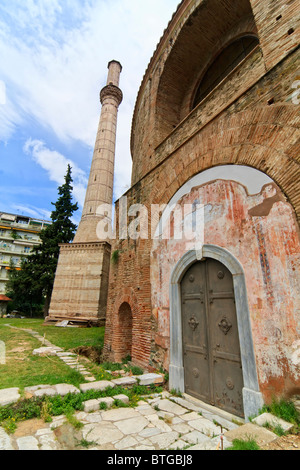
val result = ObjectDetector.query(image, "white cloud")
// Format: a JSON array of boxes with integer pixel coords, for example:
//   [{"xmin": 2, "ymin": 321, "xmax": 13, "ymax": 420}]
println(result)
[
  {"xmin": 12, "ymin": 204, "xmax": 52, "ymax": 221},
  {"xmin": 0, "ymin": 0, "xmax": 179, "ymax": 200},
  {"xmin": 23, "ymin": 138, "xmax": 88, "ymax": 208}
]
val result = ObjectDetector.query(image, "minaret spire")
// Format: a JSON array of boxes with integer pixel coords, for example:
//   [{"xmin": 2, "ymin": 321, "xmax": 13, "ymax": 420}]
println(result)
[
  {"xmin": 47, "ymin": 61, "xmax": 123, "ymax": 326},
  {"xmin": 74, "ymin": 60, "xmax": 122, "ymax": 243}
]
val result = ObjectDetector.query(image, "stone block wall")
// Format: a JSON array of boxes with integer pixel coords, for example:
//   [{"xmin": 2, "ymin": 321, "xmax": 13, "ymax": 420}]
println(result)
[{"xmin": 48, "ymin": 242, "xmax": 111, "ymax": 322}]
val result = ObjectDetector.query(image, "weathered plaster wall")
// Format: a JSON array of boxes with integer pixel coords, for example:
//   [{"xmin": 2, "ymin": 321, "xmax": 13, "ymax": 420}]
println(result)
[
  {"xmin": 48, "ymin": 242, "xmax": 111, "ymax": 323},
  {"xmin": 103, "ymin": 0, "xmax": 300, "ymax": 406},
  {"xmin": 150, "ymin": 180, "xmax": 300, "ymax": 401}
]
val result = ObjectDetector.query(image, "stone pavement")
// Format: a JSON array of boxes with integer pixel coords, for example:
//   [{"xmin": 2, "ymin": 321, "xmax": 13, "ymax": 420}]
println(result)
[
  {"xmin": 0, "ymin": 324, "xmax": 282, "ymax": 451},
  {"xmin": 0, "ymin": 388, "xmax": 281, "ymax": 451}
]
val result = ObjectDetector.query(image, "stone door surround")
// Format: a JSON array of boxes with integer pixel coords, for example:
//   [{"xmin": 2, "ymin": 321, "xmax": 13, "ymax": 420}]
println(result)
[{"xmin": 169, "ymin": 244, "xmax": 264, "ymax": 421}]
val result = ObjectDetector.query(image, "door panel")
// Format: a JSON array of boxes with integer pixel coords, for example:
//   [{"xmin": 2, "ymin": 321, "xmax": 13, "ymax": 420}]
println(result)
[
  {"xmin": 181, "ymin": 258, "xmax": 244, "ymax": 417},
  {"xmin": 181, "ymin": 262, "xmax": 210, "ymax": 402}
]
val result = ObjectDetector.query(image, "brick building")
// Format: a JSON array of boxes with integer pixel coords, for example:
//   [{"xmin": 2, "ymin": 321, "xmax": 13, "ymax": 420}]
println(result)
[{"xmin": 102, "ymin": 0, "xmax": 300, "ymax": 420}]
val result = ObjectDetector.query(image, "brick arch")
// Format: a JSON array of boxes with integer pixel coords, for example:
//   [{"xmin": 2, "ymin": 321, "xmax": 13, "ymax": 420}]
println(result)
[
  {"xmin": 154, "ymin": 0, "xmax": 257, "ymax": 146},
  {"xmin": 152, "ymin": 105, "xmax": 300, "ymax": 224},
  {"xmin": 109, "ymin": 288, "xmax": 138, "ymax": 362},
  {"xmin": 114, "ymin": 302, "xmax": 133, "ymax": 363},
  {"xmin": 113, "ymin": 288, "xmax": 139, "ymax": 318}
]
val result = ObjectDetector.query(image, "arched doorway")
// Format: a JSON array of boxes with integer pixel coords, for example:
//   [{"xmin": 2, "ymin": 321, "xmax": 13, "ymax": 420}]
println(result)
[
  {"xmin": 169, "ymin": 245, "xmax": 264, "ymax": 421},
  {"xmin": 181, "ymin": 257, "xmax": 244, "ymax": 417},
  {"xmin": 117, "ymin": 302, "xmax": 133, "ymax": 362}
]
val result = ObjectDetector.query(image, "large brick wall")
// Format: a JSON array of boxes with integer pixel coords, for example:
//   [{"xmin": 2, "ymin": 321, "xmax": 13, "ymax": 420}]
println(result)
[
  {"xmin": 250, "ymin": 0, "xmax": 299, "ymax": 70},
  {"xmin": 104, "ymin": 0, "xmax": 300, "ymax": 403}
]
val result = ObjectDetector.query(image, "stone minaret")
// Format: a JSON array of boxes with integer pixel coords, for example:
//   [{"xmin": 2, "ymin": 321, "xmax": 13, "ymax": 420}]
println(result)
[
  {"xmin": 47, "ymin": 61, "xmax": 122, "ymax": 326},
  {"xmin": 74, "ymin": 60, "xmax": 123, "ymax": 242}
]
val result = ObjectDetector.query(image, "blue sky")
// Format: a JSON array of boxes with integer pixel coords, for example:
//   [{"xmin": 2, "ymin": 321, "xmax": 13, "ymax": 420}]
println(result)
[{"xmin": 0, "ymin": 0, "xmax": 179, "ymax": 224}]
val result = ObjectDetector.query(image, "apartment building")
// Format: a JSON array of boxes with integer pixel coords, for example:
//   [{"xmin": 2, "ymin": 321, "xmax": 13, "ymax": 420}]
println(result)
[{"xmin": 0, "ymin": 212, "xmax": 51, "ymax": 294}]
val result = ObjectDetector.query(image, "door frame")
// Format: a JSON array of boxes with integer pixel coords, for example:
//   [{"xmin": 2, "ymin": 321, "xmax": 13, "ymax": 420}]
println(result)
[{"xmin": 169, "ymin": 244, "xmax": 263, "ymax": 421}]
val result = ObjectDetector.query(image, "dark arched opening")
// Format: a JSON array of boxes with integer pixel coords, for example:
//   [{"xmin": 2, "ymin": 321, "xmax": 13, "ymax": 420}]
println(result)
[
  {"xmin": 118, "ymin": 302, "xmax": 133, "ymax": 361},
  {"xmin": 192, "ymin": 36, "xmax": 259, "ymax": 108}
]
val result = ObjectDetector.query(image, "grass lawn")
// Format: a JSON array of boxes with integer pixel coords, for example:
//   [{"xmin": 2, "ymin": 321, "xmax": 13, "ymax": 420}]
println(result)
[{"xmin": 0, "ymin": 318, "xmax": 105, "ymax": 391}]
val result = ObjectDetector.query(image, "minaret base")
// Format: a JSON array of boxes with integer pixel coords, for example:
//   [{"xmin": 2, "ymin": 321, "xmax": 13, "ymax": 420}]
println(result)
[{"xmin": 45, "ymin": 241, "xmax": 111, "ymax": 327}]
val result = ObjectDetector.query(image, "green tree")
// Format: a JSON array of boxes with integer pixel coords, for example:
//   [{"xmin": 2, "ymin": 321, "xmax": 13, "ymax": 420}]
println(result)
[
  {"xmin": 6, "ymin": 259, "xmax": 44, "ymax": 317},
  {"xmin": 6, "ymin": 165, "xmax": 78, "ymax": 317}
]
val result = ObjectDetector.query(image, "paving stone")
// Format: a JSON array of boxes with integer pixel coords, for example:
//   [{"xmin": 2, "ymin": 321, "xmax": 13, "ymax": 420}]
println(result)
[
  {"xmin": 24, "ymin": 384, "xmax": 51, "ymax": 393},
  {"xmin": 205, "ymin": 435, "xmax": 232, "ymax": 450},
  {"xmin": 168, "ymin": 439, "xmax": 190, "ymax": 450},
  {"xmin": 135, "ymin": 373, "xmax": 164, "ymax": 385},
  {"xmin": 181, "ymin": 411, "xmax": 201, "ymax": 421},
  {"xmin": 147, "ymin": 397, "xmax": 162, "ymax": 405},
  {"xmin": 136, "ymin": 400, "xmax": 148, "ymax": 406},
  {"xmin": 189, "ymin": 417, "xmax": 222, "ymax": 437},
  {"xmin": 98, "ymin": 397, "xmax": 114, "ymax": 408},
  {"xmin": 17, "ymin": 436, "xmax": 39, "ymax": 450},
  {"xmin": 172, "ymin": 416, "xmax": 184, "ymax": 424},
  {"xmin": 53, "ymin": 422, "xmax": 80, "ymax": 450},
  {"xmin": 35, "ymin": 428, "xmax": 54, "ymax": 436},
  {"xmin": 32, "ymin": 347, "xmax": 57, "ymax": 357},
  {"xmin": 84, "ymin": 412, "xmax": 103, "ymax": 423},
  {"xmin": 82, "ymin": 422, "xmax": 124, "ymax": 446},
  {"xmin": 224, "ymin": 423, "xmax": 278, "ymax": 446},
  {"xmin": 172, "ymin": 422, "xmax": 193, "ymax": 434},
  {"xmin": 138, "ymin": 427, "xmax": 162, "ymax": 438},
  {"xmin": 0, "ymin": 387, "xmax": 20, "ymax": 406},
  {"xmin": 50, "ymin": 417, "xmax": 67, "ymax": 429},
  {"xmin": 54, "ymin": 384, "xmax": 80, "ymax": 396},
  {"xmin": 114, "ymin": 416, "xmax": 149, "ymax": 435},
  {"xmin": 157, "ymin": 410, "xmax": 174, "ymax": 420},
  {"xmin": 38, "ymin": 432, "xmax": 59, "ymax": 450},
  {"xmin": 79, "ymin": 380, "xmax": 115, "ymax": 392},
  {"xmin": 85, "ymin": 376, "xmax": 97, "ymax": 382},
  {"xmin": 114, "ymin": 435, "xmax": 139, "ymax": 449},
  {"xmin": 149, "ymin": 431, "xmax": 179, "ymax": 449},
  {"xmin": 75, "ymin": 411, "xmax": 88, "ymax": 421},
  {"xmin": 83, "ymin": 397, "xmax": 114, "ymax": 413},
  {"xmin": 101, "ymin": 408, "xmax": 139, "ymax": 422},
  {"xmin": 113, "ymin": 394, "xmax": 130, "ymax": 404},
  {"xmin": 0, "ymin": 427, "xmax": 14, "ymax": 450},
  {"xmin": 137, "ymin": 406, "xmax": 157, "ymax": 416},
  {"xmin": 170, "ymin": 396, "xmax": 202, "ymax": 412},
  {"xmin": 84, "ymin": 399, "xmax": 101, "ymax": 413},
  {"xmin": 206, "ymin": 413, "xmax": 239, "ymax": 431},
  {"xmin": 184, "ymin": 430, "xmax": 211, "ymax": 446},
  {"xmin": 34, "ymin": 387, "xmax": 57, "ymax": 398},
  {"xmin": 111, "ymin": 377, "xmax": 137, "ymax": 386},
  {"xmin": 146, "ymin": 414, "xmax": 173, "ymax": 432},
  {"xmin": 156, "ymin": 398, "xmax": 188, "ymax": 416},
  {"xmin": 56, "ymin": 352, "xmax": 77, "ymax": 357},
  {"xmin": 252, "ymin": 412, "xmax": 294, "ymax": 432}
]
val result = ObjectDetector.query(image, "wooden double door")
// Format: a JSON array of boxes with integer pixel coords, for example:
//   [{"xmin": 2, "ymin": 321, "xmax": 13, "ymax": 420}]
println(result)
[{"xmin": 181, "ymin": 258, "xmax": 244, "ymax": 417}]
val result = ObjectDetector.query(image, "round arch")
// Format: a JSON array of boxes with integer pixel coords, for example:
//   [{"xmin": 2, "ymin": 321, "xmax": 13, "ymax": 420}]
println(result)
[
  {"xmin": 154, "ymin": 0, "xmax": 257, "ymax": 144},
  {"xmin": 117, "ymin": 302, "xmax": 133, "ymax": 362},
  {"xmin": 169, "ymin": 245, "xmax": 264, "ymax": 421},
  {"xmin": 151, "ymin": 106, "xmax": 300, "ymax": 225},
  {"xmin": 110, "ymin": 288, "xmax": 138, "ymax": 363}
]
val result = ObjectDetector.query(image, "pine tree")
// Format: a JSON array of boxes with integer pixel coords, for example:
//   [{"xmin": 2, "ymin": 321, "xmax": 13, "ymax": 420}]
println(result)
[{"xmin": 7, "ymin": 165, "xmax": 78, "ymax": 317}]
